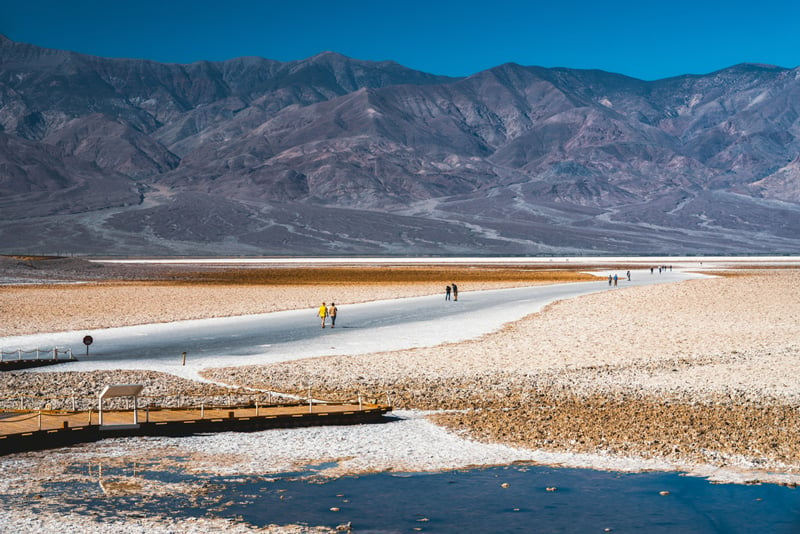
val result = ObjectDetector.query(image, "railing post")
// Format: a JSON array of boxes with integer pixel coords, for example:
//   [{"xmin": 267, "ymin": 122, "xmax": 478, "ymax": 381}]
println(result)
[
  {"xmin": 17, "ymin": 349, "xmax": 22, "ymax": 361},
  {"xmin": 36, "ymin": 348, "xmax": 40, "ymax": 360},
  {"xmin": 53, "ymin": 348, "xmax": 58, "ymax": 360},
  {"xmin": 38, "ymin": 411, "xmax": 42, "ymax": 431}
]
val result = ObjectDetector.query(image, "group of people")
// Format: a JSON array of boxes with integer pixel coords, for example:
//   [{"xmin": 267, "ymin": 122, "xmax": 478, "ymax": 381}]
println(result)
[
  {"xmin": 445, "ymin": 283, "xmax": 458, "ymax": 301},
  {"xmin": 317, "ymin": 302, "xmax": 338, "ymax": 328},
  {"xmin": 607, "ymin": 271, "xmax": 632, "ymax": 286},
  {"xmin": 316, "ymin": 282, "xmax": 459, "ymax": 328}
]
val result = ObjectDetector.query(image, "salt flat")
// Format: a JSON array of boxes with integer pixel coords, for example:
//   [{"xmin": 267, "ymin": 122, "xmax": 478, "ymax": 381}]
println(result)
[{"xmin": 1, "ymin": 256, "xmax": 799, "ymax": 533}]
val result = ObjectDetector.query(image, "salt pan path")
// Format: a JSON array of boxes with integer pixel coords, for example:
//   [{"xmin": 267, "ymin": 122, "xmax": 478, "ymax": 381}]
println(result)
[{"xmin": 0, "ymin": 269, "xmax": 701, "ymax": 381}]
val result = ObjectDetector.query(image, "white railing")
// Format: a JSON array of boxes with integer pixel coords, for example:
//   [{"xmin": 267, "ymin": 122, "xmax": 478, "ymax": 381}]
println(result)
[{"xmin": 0, "ymin": 347, "xmax": 74, "ymax": 362}]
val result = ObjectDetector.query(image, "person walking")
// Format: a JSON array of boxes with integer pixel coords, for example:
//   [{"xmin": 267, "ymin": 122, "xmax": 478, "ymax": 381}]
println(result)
[
  {"xmin": 329, "ymin": 302, "xmax": 338, "ymax": 328},
  {"xmin": 613, "ymin": 274, "xmax": 618, "ymax": 286},
  {"xmin": 452, "ymin": 283, "xmax": 458, "ymax": 301},
  {"xmin": 608, "ymin": 274, "xmax": 613, "ymax": 286},
  {"xmin": 626, "ymin": 270, "xmax": 631, "ymax": 281},
  {"xmin": 318, "ymin": 302, "xmax": 328, "ymax": 328},
  {"xmin": 445, "ymin": 285, "xmax": 451, "ymax": 301}
]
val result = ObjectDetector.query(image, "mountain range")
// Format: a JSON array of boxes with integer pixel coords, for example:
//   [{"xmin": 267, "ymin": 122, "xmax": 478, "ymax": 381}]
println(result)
[{"xmin": 1, "ymin": 34, "xmax": 799, "ymax": 256}]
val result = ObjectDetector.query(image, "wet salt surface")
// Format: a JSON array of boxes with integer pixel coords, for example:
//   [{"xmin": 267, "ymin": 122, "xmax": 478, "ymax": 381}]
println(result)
[
  {"xmin": 6, "ymin": 460, "xmax": 800, "ymax": 533},
  {"xmin": 2, "ymin": 411, "xmax": 800, "ymax": 532},
  {"xmin": 185, "ymin": 467, "xmax": 800, "ymax": 533}
]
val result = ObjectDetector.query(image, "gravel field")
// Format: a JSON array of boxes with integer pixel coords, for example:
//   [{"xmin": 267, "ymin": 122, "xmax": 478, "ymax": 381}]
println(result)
[{"xmin": 202, "ymin": 269, "xmax": 800, "ymax": 474}]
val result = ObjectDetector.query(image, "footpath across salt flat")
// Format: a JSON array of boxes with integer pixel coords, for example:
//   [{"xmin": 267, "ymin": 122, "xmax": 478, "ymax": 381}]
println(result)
[{"xmin": 2, "ymin": 269, "xmax": 703, "ymax": 382}]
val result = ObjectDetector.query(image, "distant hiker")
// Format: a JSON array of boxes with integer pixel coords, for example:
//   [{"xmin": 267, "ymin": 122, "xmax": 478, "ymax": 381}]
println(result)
[
  {"xmin": 608, "ymin": 275, "xmax": 613, "ymax": 286},
  {"xmin": 650, "ymin": 267, "xmax": 654, "ymax": 274},
  {"xmin": 318, "ymin": 302, "xmax": 328, "ymax": 328},
  {"xmin": 613, "ymin": 274, "xmax": 618, "ymax": 286},
  {"xmin": 452, "ymin": 283, "xmax": 458, "ymax": 301},
  {"xmin": 329, "ymin": 302, "xmax": 338, "ymax": 328},
  {"xmin": 626, "ymin": 271, "xmax": 631, "ymax": 281},
  {"xmin": 445, "ymin": 285, "xmax": 451, "ymax": 301}
]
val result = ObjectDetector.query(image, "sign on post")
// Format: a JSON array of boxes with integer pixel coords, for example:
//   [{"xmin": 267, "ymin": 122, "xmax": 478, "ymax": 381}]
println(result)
[{"xmin": 98, "ymin": 384, "xmax": 144, "ymax": 428}]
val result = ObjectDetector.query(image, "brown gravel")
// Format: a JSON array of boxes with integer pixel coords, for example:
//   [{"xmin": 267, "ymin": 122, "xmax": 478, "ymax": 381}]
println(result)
[{"xmin": 203, "ymin": 269, "xmax": 800, "ymax": 474}]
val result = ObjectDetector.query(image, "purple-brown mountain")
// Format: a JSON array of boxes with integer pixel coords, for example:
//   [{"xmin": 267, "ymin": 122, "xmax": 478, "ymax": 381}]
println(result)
[{"xmin": 1, "ymin": 34, "xmax": 799, "ymax": 255}]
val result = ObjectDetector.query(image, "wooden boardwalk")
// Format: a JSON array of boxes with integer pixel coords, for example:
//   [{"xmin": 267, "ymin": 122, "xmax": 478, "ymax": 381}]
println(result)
[{"xmin": 0, "ymin": 402, "xmax": 392, "ymax": 455}]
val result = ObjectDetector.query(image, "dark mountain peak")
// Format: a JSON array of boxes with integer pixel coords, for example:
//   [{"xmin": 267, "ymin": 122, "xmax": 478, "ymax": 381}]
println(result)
[
  {"xmin": 304, "ymin": 51, "xmax": 439, "ymax": 77},
  {"xmin": 722, "ymin": 62, "xmax": 787, "ymax": 73},
  {"xmin": 296, "ymin": 50, "xmax": 446, "ymax": 81},
  {"xmin": 485, "ymin": 61, "xmax": 527, "ymax": 73},
  {"xmin": 694, "ymin": 63, "xmax": 789, "ymax": 85},
  {"xmin": 308, "ymin": 50, "xmax": 350, "ymax": 63},
  {"xmin": 0, "ymin": 34, "xmax": 68, "ymax": 63},
  {"xmin": 221, "ymin": 55, "xmax": 281, "ymax": 69},
  {"xmin": 297, "ymin": 50, "xmax": 386, "ymax": 73},
  {"xmin": 471, "ymin": 62, "xmax": 645, "ymax": 95},
  {"xmin": 464, "ymin": 62, "xmax": 545, "ymax": 87},
  {"xmin": 274, "ymin": 49, "xmax": 451, "ymax": 96}
]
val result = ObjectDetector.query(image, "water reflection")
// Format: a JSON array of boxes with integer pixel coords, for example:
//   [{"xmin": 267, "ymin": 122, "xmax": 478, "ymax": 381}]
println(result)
[{"xmin": 8, "ymin": 457, "xmax": 800, "ymax": 533}]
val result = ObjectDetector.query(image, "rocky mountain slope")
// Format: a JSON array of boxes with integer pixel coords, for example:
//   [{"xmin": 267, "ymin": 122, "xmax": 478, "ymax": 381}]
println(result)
[{"xmin": 1, "ymin": 34, "xmax": 798, "ymax": 255}]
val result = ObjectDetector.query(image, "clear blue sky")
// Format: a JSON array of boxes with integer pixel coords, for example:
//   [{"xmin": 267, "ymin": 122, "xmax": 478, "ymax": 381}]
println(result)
[{"xmin": 2, "ymin": 0, "xmax": 799, "ymax": 81}]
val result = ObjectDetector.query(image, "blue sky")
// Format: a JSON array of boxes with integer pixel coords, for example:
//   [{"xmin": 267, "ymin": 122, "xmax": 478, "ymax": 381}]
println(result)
[{"xmin": 2, "ymin": 0, "xmax": 800, "ymax": 81}]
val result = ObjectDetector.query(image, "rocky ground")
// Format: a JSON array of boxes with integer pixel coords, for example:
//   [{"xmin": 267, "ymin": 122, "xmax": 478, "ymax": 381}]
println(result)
[{"xmin": 201, "ymin": 269, "xmax": 800, "ymax": 476}]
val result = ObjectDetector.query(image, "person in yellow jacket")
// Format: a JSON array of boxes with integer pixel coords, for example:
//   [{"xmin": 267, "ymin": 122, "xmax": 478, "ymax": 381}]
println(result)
[{"xmin": 318, "ymin": 302, "xmax": 328, "ymax": 328}]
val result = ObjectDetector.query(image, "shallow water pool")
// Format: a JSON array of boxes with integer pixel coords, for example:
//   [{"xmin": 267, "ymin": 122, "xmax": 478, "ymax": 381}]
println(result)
[{"xmin": 9, "ymin": 459, "xmax": 800, "ymax": 533}]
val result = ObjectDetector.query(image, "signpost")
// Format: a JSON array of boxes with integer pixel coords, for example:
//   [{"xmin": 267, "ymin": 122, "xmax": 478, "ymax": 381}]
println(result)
[
  {"xmin": 83, "ymin": 335, "xmax": 93, "ymax": 357},
  {"xmin": 98, "ymin": 384, "xmax": 144, "ymax": 427}
]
